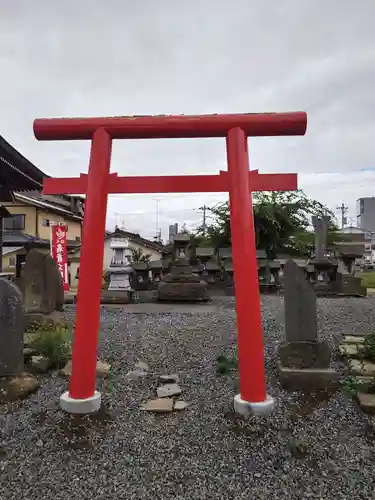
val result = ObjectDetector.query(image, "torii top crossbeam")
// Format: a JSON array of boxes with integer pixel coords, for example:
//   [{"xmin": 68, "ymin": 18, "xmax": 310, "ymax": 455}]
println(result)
[{"xmin": 33, "ymin": 111, "xmax": 307, "ymax": 140}]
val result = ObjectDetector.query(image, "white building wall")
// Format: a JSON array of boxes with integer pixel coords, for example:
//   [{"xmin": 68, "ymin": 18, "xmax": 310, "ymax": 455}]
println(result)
[{"xmin": 102, "ymin": 238, "xmax": 162, "ymax": 270}]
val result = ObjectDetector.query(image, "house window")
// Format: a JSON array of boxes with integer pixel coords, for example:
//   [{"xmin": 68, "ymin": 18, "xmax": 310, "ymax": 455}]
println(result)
[
  {"xmin": 8, "ymin": 256, "xmax": 16, "ymax": 267},
  {"xmin": 42, "ymin": 219, "xmax": 68, "ymax": 231},
  {"xmin": 3, "ymin": 214, "xmax": 25, "ymax": 230}
]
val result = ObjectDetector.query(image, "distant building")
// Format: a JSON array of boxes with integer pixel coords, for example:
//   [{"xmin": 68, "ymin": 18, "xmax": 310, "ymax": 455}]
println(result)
[
  {"xmin": 0, "ymin": 135, "xmax": 83, "ymax": 277},
  {"xmin": 68, "ymin": 228, "xmax": 167, "ymax": 289},
  {"xmin": 357, "ymin": 197, "xmax": 375, "ymax": 232},
  {"xmin": 168, "ymin": 223, "xmax": 178, "ymax": 243}
]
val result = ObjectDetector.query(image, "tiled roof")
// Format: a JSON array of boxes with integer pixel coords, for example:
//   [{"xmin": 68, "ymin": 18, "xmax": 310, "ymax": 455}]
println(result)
[
  {"xmin": 2, "ymin": 230, "xmax": 49, "ymax": 246},
  {"xmin": 107, "ymin": 229, "xmax": 167, "ymax": 254},
  {"xmin": 0, "ymin": 135, "xmax": 46, "ymax": 192},
  {"xmin": 2, "ymin": 246, "xmax": 24, "ymax": 255},
  {"xmin": 14, "ymin": 192, "xmax": 83, "ymax": 221}
]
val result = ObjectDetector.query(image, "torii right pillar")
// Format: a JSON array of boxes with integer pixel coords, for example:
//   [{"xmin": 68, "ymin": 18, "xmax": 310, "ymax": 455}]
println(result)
[{"xmin": 226, "ymin": 127, "xmax": 273, "ymax": 416}]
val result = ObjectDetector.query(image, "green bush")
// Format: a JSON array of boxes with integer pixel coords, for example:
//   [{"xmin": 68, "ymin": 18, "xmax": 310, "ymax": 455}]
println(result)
[
  {"xmin": 29, "ymin": 322, "xmax": 72, "ymax": 366},
  {"xmin": 358, "ymin": 272, "xmax": 375, "ymax": 289},
  {"xmin": 216, "ymin": 354, "xmax": 238, "ymax": 375},
  {"xmin": 364, "ymin": 332, "xmax": 375, "ymax": 361}
]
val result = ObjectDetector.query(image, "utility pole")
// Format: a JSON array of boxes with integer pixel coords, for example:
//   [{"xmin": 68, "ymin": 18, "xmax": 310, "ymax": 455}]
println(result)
[
  {"xmin": 154, "ymin": 198, "xmax": 161, "ymax": 242},
  {"xmin": 198, "ymin": 204, "xmax": 209, "ymax": 234},
  {"xmin": 336, "ymin": 203, "xmax": 348, "ymax": 229}
]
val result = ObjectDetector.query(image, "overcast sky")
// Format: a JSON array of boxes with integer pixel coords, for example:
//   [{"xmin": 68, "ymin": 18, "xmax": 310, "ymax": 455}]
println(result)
[{"xmin": 1, "ymin": 0, "xmax": 374, "ymax": 241}]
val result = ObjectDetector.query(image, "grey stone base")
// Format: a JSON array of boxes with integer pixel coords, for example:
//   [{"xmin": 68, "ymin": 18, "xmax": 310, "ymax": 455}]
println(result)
[
  {"xmin": 158, "ymin": 282, "xmax": 209, "ymax": 302},
  {"xmin": 259, "ymin": 284, "xmax": 282, "ymax": 294},
  {"xmin": 278, "ymin": 362, "xmax": 340, "ymax": 391},
  {"xmin": 66, "ymin": 290, "xmax": 132, "ymax": 305}
]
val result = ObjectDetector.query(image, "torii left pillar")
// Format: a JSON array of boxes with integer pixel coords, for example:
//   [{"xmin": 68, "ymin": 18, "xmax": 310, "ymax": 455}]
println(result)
[{"xmin": 34, "ymin": 112, "xmax": 307, "ymax": 417}]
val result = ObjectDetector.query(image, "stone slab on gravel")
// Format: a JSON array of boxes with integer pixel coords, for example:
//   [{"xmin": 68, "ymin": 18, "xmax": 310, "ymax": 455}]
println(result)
[
  {"xmin": 339, "ymin": 343, "xmax": 362, "ymax": 357},
  {"xmin": 174, "ymin": 400, "xmax": 189, "ymax": 411},
  {"xmin": 125, "ymin": 369, "xmax": 147, "ymax": 381},
  {"xmin": 343, "ymin": 335, "xmax": 365, "ymax": 344},
  {"xmin": 140, "ymin": 398, "xmax": 174, "ymax": 412},
  {"xmin": 156, "ymin": 383, "xmax": 182, "ymax": 398},
  {"xmin": 159, "ymin": 374, "xmax": 179, "ymax": 384},
  {"xmin": 349, "ymin": 359, "xmax": 375, "ymax": 376},
  {"xmin": 30, "ymin": 355, "xmax": 50, "ymax": 372},
  {"xmin": 134, "ymin": 360, "xmax": 149, "ymax": 372},
  {"xmin": 278, "ymin": 363, "xmax": 340, "ymax": 390},
  {"xmin": 60, "ymin": 360, "xmax": 110, "ymax": 377},
  {"xmin": 357, "ymin": 392, "xmax": 375, "ymax": 414}
]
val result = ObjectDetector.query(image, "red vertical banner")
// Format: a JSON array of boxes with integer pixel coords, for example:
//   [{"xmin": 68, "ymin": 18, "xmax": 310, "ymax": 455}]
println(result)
[{"xmin": 51, "ymin": 223, "xmax": 69, "ymax": 291}]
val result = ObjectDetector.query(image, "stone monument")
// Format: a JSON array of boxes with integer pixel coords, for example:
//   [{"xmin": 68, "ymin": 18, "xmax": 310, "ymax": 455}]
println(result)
[
  {"xmin": 158, "ymin": 233, "xmax": 208, "ymax": 301},
  {"xmin": 196, "ymin": 247, "xmax": 221, "ymax": 285},
  {"xmin": 218, "ymin": 247, "xmax": 234, "ymax": 291},
  {"xmin": 108, "ymin": 237, "xmax": 133, "ymax": 296},
  {"xmin": 21, "ymin": 249, "xmax": 64, "ymax": 316},
  {"xmin": 333, "ymin": 246, "xmax": 367, "ymax": 297},
  {"xmin": 132, "ymin": 262, "xmax": 151, "ymax": 291},
  {"xmin": 0, "ymin": 279, "xmax": 24, "ymax": 376},
  {"xmin": 278, "ymin": 259, "xmax": 339, "ymax": 390},
  {"xmin": 308, "ymin": 216, "xmax": 338, "ymax": 295}
]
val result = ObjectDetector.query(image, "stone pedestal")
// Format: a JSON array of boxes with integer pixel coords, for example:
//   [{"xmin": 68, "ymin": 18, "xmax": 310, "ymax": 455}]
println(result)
[
  {"xmin": 158, "ymin": 257, "xmax": 208, "ymax": 302},
  {"xmin": 332, "ymin": 272, "xmax": 367, "ymax": 297},
  {"xmin": 308, "ymin": 258, "xmax": 338, "ymax": 296}
]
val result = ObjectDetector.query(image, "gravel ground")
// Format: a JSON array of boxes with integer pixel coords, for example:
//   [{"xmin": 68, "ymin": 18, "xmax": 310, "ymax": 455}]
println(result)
[{"xmin": 1, "ymin": 296, "xmax": 375, "ymax": 500}]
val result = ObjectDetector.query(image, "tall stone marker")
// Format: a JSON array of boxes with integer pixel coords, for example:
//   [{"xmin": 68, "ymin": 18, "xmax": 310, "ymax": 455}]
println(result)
[
  {"xmin": 21, "ymin": 249, "xmax": 64, "ymax": 314},
  {"xmin": 312, "ymin": 215, "xmax": 329, "ymax": 260},
  {"xmin": 0, "ymin": 279, "xmax": 24, "ymax": 376},
  {"xmin": 284, "ymin": 259, "xmax": 317, "ymax": 342}
]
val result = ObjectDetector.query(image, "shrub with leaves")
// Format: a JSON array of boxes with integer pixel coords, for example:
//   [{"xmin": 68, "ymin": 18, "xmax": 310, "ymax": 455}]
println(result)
[
  {"xmin": 29, "ymin": 322, "xmax": 72, "ymax": 367},
  {"xmin": 216, "ymin": 353, "xmax": 238, "ymax": 375},
  {"xmin": 364, "ymin": 332, "xmax": 375, "ymax": 361}
]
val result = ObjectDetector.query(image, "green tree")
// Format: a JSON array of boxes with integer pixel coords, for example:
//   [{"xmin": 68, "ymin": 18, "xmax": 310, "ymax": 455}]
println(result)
[
  {"xmin": 194, "ymin": 190, "xmax": 338, "ymax": 258},
  {"xmin": 131, "ymin": 248, "xmax": 152, "ymax": 263}
]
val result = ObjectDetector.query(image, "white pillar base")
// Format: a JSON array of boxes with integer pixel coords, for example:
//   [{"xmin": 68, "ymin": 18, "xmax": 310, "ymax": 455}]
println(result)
[
  {"xmin": 60, "ymin": 391, "xmax": 101, "ymax": 414},
  {"xmin": 234, "ymin": 393, "xmax": 275, "ymax": 417}
]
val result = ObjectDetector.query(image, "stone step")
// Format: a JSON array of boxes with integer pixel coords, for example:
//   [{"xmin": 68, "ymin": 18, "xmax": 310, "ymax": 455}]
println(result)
[
  {"xmin": 339, "ymin": 344, "xmax": 363, "ymax": 358},
  {"xmin": 343, "ymin": 335, "xmax": 365, "ymax": 345},
  {"xmin": 357, "ymin": 392, "xmax": 375, "ymax": 414},
  {"xmin": 349, "ymin": 359, "xmax": 375, "ymax": 376}
]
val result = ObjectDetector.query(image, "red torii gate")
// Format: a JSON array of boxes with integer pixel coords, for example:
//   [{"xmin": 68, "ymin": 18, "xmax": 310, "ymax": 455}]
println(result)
[{"xmin": 34, "ymin": 112, "xmax": 307, "ymax": 416}]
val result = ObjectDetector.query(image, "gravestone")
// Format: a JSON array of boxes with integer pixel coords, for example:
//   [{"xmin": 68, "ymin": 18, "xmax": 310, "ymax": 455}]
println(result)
[
  {"xmin": 21, "ymin": 249, "xmax": 64, "ymax": 315},
  {"xmin": 278, "ymin": 259, "xmax": 338, "ymax": 389},
  {"xmin": 0, "ymin": 279, "xmax": 24, "ymax": 376}
]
